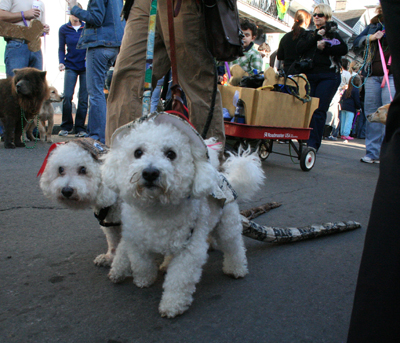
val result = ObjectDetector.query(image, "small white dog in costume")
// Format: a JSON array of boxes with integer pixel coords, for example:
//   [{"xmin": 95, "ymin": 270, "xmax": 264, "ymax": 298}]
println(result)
[
  {"xmin": 102, "ymin": 112, "xmax": 264, "ymax": 318},
  {"xmin": 38, "ymin": 138, "xmax": 122, "ymax": 267}
]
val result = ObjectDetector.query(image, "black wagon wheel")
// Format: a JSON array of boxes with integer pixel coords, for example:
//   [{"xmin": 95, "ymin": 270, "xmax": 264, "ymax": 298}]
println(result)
[
  {"xmin": 300, "ymin": 147, "xmax": 316, "ymax": 171},
  {"xmin": 259, "ymin": 140, "xmax": 273, "ymax": 161}
]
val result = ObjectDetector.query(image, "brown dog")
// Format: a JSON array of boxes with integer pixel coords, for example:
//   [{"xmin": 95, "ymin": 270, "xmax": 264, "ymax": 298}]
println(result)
[
  {"xmin": 367, "ymin": 103, "xmax": 390, "ymax": 125},
  {"xmin": 26, "ymin": 86, "xmax": 63, "ymax": 143},
  {"xmin": 0, "ymin": 68, "xmax": 49, "ymax": 148}
]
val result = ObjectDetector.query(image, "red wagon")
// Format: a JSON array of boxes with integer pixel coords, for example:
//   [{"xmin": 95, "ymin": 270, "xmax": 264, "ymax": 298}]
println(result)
[{"xmin": 224, "ymin": 121, "xmax": 316, "ymax": 172}]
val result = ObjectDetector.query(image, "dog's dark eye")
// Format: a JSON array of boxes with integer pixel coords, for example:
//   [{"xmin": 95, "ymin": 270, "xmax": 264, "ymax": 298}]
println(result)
[
  {"xmin": 165, "ymin": 150, "xmax": 176, "ymax": 160},
  {"xmin": 78, "ymin": 166, "xmax": 86, "ymax": 175},
  {"xmin": 134, "ymin": 149, "xmax": 143, "ymax": 159},
  {"xmin": 58, "ymin": 167, "xmax": 64, "ymax": 175}
]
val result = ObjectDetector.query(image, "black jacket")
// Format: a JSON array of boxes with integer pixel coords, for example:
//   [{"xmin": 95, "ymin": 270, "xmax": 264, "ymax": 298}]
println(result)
[
  {"xmin": 296, "ymin": 28, "xmax": 348, "ymax": 74},
  {"xmin": 277, "ymin": 28, "xmax": 305, "ymax": 75}
]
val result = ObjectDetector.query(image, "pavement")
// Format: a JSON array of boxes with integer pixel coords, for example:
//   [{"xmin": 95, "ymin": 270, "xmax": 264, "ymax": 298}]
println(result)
[{"xmin": 0, "ymin": 134, "xmax": 379, "ymax": 343}]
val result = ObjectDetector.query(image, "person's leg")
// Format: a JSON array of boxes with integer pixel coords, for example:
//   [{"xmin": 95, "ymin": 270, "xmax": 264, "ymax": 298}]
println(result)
[
  {"xmin": 150, "ymin": 76, "xmax": 165, "ymax": 113},
  {"xmin": 340, "ymin": 110, "xmax": 346, "ymax": 136},
  {"xmin": 157, "ymin": 0, "xmax": 225, "ymax": 144},
  {"xmin": 74, "ymin": 70, "xmax": 88, "ymax": 133},
  {"xmin": 364, "ymin": 76, "xmax": 386, "ymax": 160},
  {"xmin": 29, "ymin": 49, "xmax": 43, "ymax": 71},
  {"xmin": 4, "ymin": 41, "xmax": 30, "ymax": 77},
  {"xmin": 105, "ymin": 0, "xmax": 151, "ymax": 145},
  {"xmin": 342, "ymin": 110, "xmax": 355, "ymax": 137},
  {"xmin": 307, "ymin": 72, "xmax": 341, "ymax": 150},
  {"xmin": 60, "ymin": 68, "xmax": 78, "ymax": 132},
  {"xmin": 86, "ymin": 47, "xmax": 118, "ymax": 143}
]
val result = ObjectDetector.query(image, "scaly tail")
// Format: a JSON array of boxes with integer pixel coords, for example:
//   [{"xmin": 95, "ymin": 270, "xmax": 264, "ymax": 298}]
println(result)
[{"xmin": 242, "ymin": 219, "xmax": 361, "ymax": 243}]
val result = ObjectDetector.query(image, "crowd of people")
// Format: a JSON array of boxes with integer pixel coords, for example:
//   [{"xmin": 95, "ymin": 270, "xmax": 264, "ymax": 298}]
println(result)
[{"xmin": 0, "ymin": 0, "xmax": 393, "ymax": 163}]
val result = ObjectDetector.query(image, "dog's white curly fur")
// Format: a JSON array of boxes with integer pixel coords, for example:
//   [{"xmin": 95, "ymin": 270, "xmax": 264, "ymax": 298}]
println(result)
[
  {"xmin": 39, "ymin": 142, "xmax": 122, "ymax": 266},
  {"xmin": 102, "ymin": 121, "xmax": 264, "ymax": 318}
]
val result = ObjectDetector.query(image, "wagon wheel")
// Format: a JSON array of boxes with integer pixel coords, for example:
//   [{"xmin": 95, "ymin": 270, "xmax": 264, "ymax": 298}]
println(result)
[
  {"xmin": 300, "ymin": 147, "xmax": 316, "ymax": 171},
  {"xmin": 259, "ymin": 140, "xmax": 273, "ymax": 161}
]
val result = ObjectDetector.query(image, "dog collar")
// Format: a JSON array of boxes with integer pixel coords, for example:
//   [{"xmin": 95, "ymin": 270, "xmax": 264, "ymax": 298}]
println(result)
[{"xmin": 94, "ymin": 206, "xmax": 121, "ymax": 227}]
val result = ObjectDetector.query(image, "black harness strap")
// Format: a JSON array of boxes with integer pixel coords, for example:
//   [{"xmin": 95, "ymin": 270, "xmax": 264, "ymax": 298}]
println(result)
[{"xmin": 94, "ymin": 207, "xmax": 121, "ymax": 227}]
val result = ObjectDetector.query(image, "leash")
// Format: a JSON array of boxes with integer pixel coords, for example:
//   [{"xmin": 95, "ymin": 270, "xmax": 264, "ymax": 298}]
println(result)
[
  {"xmin": 377, "ymin": 39, "xmax": 393, "ymax": 101},
  {"xmin": 141, "ymin": 0, "xmax": 158, "ymax": 116},
  {"xmin": 21, "ymin": 108, "xmax": 40, "ymax": 149},
  {"xmin": 166, "ymin": 0, "xmax": 185, "ymax": 115}
]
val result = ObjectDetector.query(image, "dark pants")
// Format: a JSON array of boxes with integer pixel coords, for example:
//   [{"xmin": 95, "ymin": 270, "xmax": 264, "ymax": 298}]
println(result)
[
  {"xmin": 61, "ymin": 68, "xmax": 88, "ymax": 133},
  {"xmin": 306, "ymin": 72, "xmax": 341, "ymax": 150},
  {"xmin": 347, "ymin": 0, "xmax": 400, "ymax": 341}
]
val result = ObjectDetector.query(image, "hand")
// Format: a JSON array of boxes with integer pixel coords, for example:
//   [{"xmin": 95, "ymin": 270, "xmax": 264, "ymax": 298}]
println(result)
[
  {"xmin": 66, "ymin": 0, "xmax": 78, "ymax": 9},
  {"xmin": 317, "ymin": 29, "xmax": 326, "ymax": 37},
  {"xmin": 23, "ymin": 8, "xmax": 40, "ymax": 20},
  {"xmin": 59, "ymin": 64, "xmax": 65, "ymax": 72},
  {"xmin": 43, "ymin": 24, "xmax": 50, "ymax": 35},
  {"xmin": 317, "ymin": 40, "xmax": 326, "ymax": 50},
  {"xmin": 218, "ymin": 75, "xmax": 224, "ymax": 83},
  {"xmin": 370, "ymin": 31, "xmax": 384, "ymax": 41}
]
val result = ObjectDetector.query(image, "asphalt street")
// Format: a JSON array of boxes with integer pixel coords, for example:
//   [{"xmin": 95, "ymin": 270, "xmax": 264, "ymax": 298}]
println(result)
[{"xmin": 0, "ymin": 135, "xmax": 379, "ymax": 343}]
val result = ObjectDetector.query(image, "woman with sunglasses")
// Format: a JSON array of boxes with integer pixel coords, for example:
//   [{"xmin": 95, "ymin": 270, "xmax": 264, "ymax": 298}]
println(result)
[{"xmin": 296, "ymin": 4, "xmax": 348, "ymax": 151}]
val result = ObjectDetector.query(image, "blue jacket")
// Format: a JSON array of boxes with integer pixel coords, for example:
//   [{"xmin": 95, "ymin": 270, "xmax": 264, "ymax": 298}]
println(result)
[
  {"xmin": 340, "ymin": 87, "xmax": 361, "ymax": 114},
  {"xmin": 71, "ymin": 0, "xmax": 125, "ymax": 49},
  {"xmin": 59, "ymin": 21, "xmax": 86, "ymax": 71}
]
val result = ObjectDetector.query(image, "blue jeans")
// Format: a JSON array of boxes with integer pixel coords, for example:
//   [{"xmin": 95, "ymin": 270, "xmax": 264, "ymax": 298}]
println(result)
[
  {"xmin": 86, "ymin": 47, "xmax": 119, "ymax": 143},
  {"xmin": 340, "ymin": 110, "xmax": 355, "ymax": 137},
  {"xmin": 4, "ymin": 40, "xmax": 42, "ymax": 77},
  {"xmin": 356, "ymin": 106, "xmax": 366, "ymax": 139},
  {"xmin": 61, "ymin": 69, "xmax": 88, "ymax": 133},
  {"xmin": 306, "ymin": 72, "xmax": 341, "ymax": 150},
  {"xmin": 364, "ymin": 75, "xmax": 395, "ymax": 160}
]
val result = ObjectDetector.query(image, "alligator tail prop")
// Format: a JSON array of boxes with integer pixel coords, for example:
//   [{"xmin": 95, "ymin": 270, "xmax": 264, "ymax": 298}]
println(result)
[{"xmin": 240, "ymin": 203, "xmax": 361, "ymax": 243}]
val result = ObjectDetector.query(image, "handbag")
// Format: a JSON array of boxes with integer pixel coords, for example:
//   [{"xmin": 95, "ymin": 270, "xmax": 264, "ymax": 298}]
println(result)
[{"xmin": 203, "ymin": 0, "xmax": 244, "ymax": 62}]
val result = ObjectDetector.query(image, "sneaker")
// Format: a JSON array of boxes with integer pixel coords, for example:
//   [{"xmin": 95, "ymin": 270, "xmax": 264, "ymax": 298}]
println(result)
[
  {"xmin": 327, "ymin": 136, "xmax": 337, "ymax": 141},
  {"xmin": 360, "ymin": 156, "xmax": 380, "ymax": 164},
  {"xmin": 75, "ymin": 131, "xmax": 87, "ymax": 137},
  {"xmin": 58, "ymin": 130, "xmax": 69, "ymax": 137}
]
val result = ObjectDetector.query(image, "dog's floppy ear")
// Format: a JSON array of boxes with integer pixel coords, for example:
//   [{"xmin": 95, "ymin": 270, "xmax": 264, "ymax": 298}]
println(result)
[
  {"xmin": 191, "ymin": 146, "xmax": 218, "ymax": 197},
  {"xmin": 100, "ymin": 151, "xmax": 122, "ymax": 193}
]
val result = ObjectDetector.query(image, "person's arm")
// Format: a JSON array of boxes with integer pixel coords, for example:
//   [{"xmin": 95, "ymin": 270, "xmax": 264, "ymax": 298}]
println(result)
[
  {"xmin": 58, "ymin": 26, "xmax": 66, "ymax": 71},
  {"xmin": 0, "ymin": 8, "xmax": 40, "ymax": 23},
  {"xmin": 353, "ymin": 25, "xmax": 372, "ymax": 49},
  {"xmin": 296, "ymin": 30, "xmax": 318, "ymax": 56},
  {"xmin": 277, "ymin": 36, "xmax": 285, "ymax": 61},
  {"xmin": 69, "ymin": 0, "xmax": 106, "ymax": 27},
  {"xmin": 323, "ymin": 32, "xmax": 348, "ymax": 57}
]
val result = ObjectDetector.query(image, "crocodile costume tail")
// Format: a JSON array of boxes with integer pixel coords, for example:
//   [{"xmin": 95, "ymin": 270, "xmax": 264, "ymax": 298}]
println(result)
[
  {"xmin": 242, "ymin": 219, "xmax": 361, "ymax": 243},
  {"xmin": 240, "ymin": 203, "xmax": 361, "ymax": 243}
]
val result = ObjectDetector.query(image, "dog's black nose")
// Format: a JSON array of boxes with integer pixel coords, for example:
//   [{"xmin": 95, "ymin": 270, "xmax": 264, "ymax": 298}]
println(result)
[
  {"xmin": 61, "ymin": 186, "xmax": 74, "ymax": 198},
  {"xmin": 142, "ymin": 167, "xmax": 160, "ymax": 182}
]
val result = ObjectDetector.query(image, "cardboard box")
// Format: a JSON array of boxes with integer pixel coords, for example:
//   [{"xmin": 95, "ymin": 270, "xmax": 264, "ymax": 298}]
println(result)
[
  {"xmin": 251, "ymin": 89, "xmax": 319, "ymax": 128},
  {"xmin": 218, "ymin": 84, "xmax": 257, "ymax": 125},
  {"xmin": 219, "ymin": 68, "xmax": 319, "ymax": 128}
]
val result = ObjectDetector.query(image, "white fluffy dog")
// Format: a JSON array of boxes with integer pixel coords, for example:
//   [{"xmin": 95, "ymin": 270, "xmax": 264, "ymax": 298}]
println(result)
[
  {"xmin": 39, "ymin": 138, "xmax": 122, "ymax": 266},
  {"xmin": 102, "ymin": 113, "xmax": 264, "ymax": 318}
]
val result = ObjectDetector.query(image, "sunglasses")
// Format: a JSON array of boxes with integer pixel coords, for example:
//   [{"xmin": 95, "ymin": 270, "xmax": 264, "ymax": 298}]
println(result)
[{"xmin": 313, "ymin": 13, "xmax": 325, "ymax": 18}]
